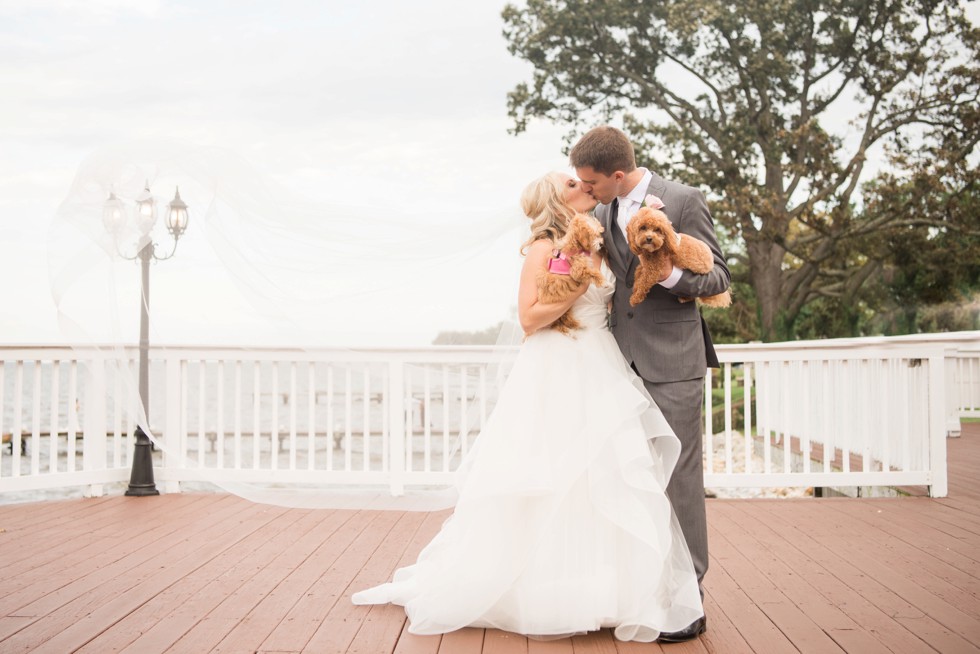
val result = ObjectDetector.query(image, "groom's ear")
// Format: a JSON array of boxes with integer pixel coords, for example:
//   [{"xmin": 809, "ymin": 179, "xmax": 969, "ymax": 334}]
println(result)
[{"xmin": 612, "ymin": 170, "xmax": 626, "ymax": 190}]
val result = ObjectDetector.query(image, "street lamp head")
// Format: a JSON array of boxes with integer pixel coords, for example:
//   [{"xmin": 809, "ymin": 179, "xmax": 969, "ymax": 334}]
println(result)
[
  {"xmin": 135, "ymin": 181, "xmax": 157, "ymax": 235},
  {"xmin": 165, "ymin": 187, "xmax": 189, "ymax": 238},
  {"xmin": 102, "ymin": 191, "xmax": 125, "ymax": 235}
]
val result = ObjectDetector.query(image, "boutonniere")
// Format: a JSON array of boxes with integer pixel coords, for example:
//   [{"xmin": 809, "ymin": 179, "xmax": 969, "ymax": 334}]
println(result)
[{"xmin": 644, "ymin": 194, "xmax": 665, "ymax": 209}]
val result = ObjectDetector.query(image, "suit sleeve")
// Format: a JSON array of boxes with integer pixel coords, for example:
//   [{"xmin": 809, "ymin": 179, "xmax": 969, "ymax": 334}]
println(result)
[{"xmin": 668, "ymin": 189, "xmax": 731, "ymax": 298}]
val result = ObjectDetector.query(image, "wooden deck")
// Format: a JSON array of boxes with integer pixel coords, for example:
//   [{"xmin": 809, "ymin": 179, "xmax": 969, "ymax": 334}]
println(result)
[{"xmin": 1, "ymin": 424, "xmax": 978, "ymax": 654}]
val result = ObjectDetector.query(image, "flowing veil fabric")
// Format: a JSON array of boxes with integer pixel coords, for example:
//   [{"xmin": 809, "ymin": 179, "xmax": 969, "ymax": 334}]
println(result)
[
  {"xmin": 46, "ymin": 143, "xmax": 704, "ymax": 639},
  {"xmin": 46, "ymin": 141, "xmax": 525, "ymax": 511},
  {"xmin": 352, "ymin": 266, "xmax": 704, "ymax": 640}
]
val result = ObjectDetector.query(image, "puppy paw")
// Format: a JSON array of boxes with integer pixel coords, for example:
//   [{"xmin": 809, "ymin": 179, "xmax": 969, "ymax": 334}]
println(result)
[{"xmin": 699, "ymin": 291, "xmax": 733, "ymax": 308}]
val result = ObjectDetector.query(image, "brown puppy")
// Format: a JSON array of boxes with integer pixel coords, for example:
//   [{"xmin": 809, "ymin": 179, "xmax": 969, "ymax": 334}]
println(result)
[
  {"xmin": 626, "ymin": 207, "xmax": 732, "ymax": 308},
  {"xmin": 537, "ymin": 213, "xmax": 606, "ymax": 334}
]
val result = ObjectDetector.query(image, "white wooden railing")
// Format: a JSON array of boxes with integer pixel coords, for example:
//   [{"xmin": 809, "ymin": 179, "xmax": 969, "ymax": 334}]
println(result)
[
  {"xmin": 949, "ymin": 348, "xmax": 980, "ymax": 423},
  {"xmin": 706, "ymin": 333, "xmax": 979, "ymax": 496},
  {"xmin": 1, "ymin": 332, "xmax": 977, "ymax": 501}
]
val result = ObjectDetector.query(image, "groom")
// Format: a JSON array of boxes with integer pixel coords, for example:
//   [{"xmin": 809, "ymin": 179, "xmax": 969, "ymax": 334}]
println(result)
[{"xmin": 571, "ymin": 126, "xmax": 729, "ymax": 643}]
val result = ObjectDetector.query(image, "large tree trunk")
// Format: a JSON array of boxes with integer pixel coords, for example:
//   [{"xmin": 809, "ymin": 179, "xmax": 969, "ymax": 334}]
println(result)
[{"xmin": 746, "ymin": 238, "xmax": 787, "ymax": 341}]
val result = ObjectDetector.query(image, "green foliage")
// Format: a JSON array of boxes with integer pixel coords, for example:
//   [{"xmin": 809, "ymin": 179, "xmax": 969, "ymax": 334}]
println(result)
[
  {"xmin": 701, "ymin": 258, "xmax": 760, "ymax": 344},
  {"xmin": 708, "ymin": 366, "xmax": 747, "ymax": 433},
  {"xmin": 503, "ymin": 0, "xmax": 980, "ymax": 341}
]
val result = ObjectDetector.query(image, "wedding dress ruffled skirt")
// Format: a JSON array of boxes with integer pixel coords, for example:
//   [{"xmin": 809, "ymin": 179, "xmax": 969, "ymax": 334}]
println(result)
[{"xmin": 352, "ymin": 269, "xmax": 703, "ymax": 641}]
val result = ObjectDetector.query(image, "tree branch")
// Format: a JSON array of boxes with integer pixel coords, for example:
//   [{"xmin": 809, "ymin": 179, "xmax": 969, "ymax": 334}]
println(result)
[{"xmin": 604, "ymin": 63, "xmax": 734, "ymax": 171}]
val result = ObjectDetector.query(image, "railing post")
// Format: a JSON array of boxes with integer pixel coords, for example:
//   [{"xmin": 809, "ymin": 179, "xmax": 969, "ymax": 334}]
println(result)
[
  {"xmin": 388, "ymin": 359, "xmax": 405, "ymax": 496},
  {"xmin": 83, "ymin": 355, "xmax": 107, "ymax": 497},
  {"xmin": 161, "ymin": 355, "xmax": 182, "ymax": 494},
  {"xmin": 928, "ymin": 352, "xmax": 949, "ymax": 498},
  {"xmin": 944, "ymin": 351, "xmax": 961, "ymax": 437}
]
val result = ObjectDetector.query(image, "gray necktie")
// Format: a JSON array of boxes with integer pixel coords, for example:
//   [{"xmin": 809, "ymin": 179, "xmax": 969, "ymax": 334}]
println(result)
[{"xmin": 609, "ymin": 198, "xmax": 630, "ymax": 261}]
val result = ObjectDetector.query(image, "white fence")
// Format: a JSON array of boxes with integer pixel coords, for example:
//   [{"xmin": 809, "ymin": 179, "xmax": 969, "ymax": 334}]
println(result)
[
  {"xmin": 706, "ymin": 333, "xmax": 980, "ymax": 496},
  {"xmin": 949, "ymin": 348, "xmax": 980, "ymax": 422},
  {"xmin": 2, "ymin": 332, "xmax": 977, "ymax": 501}
]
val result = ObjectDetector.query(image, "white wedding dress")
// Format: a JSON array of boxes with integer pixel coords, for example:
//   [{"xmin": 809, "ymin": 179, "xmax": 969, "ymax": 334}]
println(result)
[{"xmin": 352, "ymin": 263, "xmax": 703, "ymax": 642}]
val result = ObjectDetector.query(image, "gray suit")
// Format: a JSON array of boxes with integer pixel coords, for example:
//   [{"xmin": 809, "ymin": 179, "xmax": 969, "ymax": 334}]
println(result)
[{"xmin": 598, "ymin": 171, "xmax": 730, "ymax": 585}]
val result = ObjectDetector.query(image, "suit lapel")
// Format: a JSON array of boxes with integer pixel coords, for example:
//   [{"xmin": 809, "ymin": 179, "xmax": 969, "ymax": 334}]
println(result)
[
  {"xmin": 599, "ymin": 203, "xmax": 628, "ymax": 279},
  {"xmin": 611, "ymin": 209, "xmax": 637, "ymax": 275},
  {"xmin": 647, "ymin": 172, "xmax": 668, "ymax": 204}
]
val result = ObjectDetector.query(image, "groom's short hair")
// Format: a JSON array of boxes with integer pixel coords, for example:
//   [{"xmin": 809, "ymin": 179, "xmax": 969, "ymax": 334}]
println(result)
[{"xmin": 570, "ymin": 126, "xmax": 637, "ymax": 176}]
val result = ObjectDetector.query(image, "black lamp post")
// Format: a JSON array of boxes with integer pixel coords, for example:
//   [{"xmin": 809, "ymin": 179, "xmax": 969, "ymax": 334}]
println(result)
[{"xmin": 103, "ymin": 182, "xmax": 189, "ymax": 496}]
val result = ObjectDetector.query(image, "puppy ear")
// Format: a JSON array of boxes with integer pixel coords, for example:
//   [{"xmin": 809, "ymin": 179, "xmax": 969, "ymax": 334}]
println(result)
[
  {"xmin": 659, "ymin": 215, "xmax": 680, "ymax": 255},
  {"xmin": 626, "ymin": 213, "xmax": 640, "ymax": 244}
]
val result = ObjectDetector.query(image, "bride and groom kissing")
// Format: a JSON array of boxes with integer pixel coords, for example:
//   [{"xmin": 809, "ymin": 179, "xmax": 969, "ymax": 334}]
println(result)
[{"xmin": 353, "ymin": 125, "xmax": 731, "ymax": 644}]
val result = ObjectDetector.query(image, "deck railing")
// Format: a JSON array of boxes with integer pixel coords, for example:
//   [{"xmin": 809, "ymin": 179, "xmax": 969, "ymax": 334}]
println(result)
[
  {"xmin": 1, "ymin": 332, "xmax": 977, "ymax": 500},
  {"xmin": 707, "ymin": 333, "xmax": 978, "ymax": 496},
  {"xmin": 950, "ymin": 348, "xmax": 980, "ymax": 422}
]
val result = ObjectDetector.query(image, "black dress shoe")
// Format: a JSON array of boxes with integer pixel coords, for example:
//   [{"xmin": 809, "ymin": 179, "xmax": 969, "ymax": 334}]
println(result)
[{"xmin": 658, "ymin": 616, "xmax": 707, "ymax": 643}]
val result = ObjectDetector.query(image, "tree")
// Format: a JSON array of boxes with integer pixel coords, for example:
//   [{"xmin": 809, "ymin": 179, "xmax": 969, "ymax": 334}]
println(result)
[
  {"xmin": 503, "ymin": 0, "xmax": 980, "ymax": 340},
  {"xmin": 859, "ymin": 172, "xmax": 980, "ymax": 334}
]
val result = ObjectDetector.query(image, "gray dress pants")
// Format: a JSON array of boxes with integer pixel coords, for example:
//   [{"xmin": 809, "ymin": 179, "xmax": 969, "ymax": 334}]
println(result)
[{"xmin": 641, "ymin": 376, "xmax": 708, "ymax": 586}]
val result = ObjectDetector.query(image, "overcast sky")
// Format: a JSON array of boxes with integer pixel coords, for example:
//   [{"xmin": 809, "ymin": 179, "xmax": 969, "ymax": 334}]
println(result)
[
  {"xmin": 0, "ymin": 0, "xmax": 574, "ymax": 346},
  {"xmin": 2, "ymin": 1, "xmax": 978, "ymax": 347}
]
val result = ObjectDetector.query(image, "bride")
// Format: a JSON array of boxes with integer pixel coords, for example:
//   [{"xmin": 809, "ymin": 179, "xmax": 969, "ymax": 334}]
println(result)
[{"xmin": 351, "ymin": 172, "xmax": 704, "ymax": 642}]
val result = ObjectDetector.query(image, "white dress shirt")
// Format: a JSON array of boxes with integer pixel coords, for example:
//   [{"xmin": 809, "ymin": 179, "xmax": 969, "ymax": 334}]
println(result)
[{"xmin": 615, "ymin": 169, "xmax": 683, "ymax": 289}]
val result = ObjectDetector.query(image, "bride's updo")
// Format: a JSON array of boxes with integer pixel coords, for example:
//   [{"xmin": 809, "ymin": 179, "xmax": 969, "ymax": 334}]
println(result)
[{"xmin": 520, "ymin": 172, "xmax": 576, "ymax": 254}]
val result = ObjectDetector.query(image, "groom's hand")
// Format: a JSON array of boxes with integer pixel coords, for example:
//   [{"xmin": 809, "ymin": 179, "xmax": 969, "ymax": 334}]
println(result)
[{"xmin": 657, "ymin": 258, "xmax": 673, "ymax": 282}]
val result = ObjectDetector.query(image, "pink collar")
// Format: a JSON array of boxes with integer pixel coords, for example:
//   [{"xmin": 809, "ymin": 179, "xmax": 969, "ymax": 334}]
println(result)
[{"xmin": 548, "ymin": 249, "xmax": 589, "ymax": 275}]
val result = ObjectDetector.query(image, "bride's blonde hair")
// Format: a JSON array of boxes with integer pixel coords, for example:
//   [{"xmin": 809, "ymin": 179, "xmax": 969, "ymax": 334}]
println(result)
[{"xmin": 520, "ymin": 172, "xmax": 576, "ymax": 254}]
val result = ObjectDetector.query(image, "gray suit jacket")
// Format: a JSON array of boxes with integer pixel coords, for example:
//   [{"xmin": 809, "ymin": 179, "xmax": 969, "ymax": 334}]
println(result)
[{"xmin": 599, "ymin": 172, "xmax": 731, "ymax": 383}]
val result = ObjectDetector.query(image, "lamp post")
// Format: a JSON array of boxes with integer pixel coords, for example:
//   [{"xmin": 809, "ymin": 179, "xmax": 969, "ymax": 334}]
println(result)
[{"xmin": 103, "ymin": 182, "xmax": 189, "ymax": 496}]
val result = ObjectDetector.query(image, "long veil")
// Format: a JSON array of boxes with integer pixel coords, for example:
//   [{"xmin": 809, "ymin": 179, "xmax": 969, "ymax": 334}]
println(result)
[{"xmin": 45, "ymin": 140, "xmax": 527, "ymax": 510}]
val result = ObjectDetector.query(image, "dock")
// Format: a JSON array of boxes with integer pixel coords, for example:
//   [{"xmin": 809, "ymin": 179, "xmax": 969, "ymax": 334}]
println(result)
[{"xmin": 0, "ymin": 423, "xmax": 977, "ymax": 653}]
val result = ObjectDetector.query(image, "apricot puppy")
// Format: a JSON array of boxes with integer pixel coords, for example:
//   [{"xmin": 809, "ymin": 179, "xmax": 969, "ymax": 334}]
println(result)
[
  {"xmin": 626, "ymin": 208, "xmax": 731, "ymax": 308},
  {"xmin": 537, "ymin": 213, "xmax": 606, "ymax": 334}
]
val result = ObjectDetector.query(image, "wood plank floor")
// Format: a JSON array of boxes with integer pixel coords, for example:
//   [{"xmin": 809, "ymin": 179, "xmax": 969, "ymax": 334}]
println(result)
[{"xmin": 0, "ymin": 424, "xmax": 978, "ymax": 653}]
